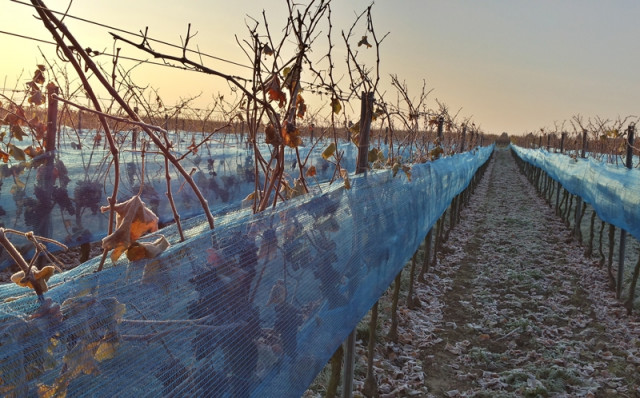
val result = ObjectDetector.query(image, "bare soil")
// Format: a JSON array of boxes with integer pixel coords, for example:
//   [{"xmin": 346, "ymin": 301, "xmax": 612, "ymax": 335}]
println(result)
[{"xmin": 417, "ymin": 148, "xmax": 640, "ymax": 397}]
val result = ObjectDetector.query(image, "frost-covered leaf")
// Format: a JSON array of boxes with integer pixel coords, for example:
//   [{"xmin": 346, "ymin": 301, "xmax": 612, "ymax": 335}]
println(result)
[
  {"xmin": 101, "ymin": 195, "xmax": 159, "ymax": 262},
  {"xmin": 11, "ymin": 265, "xmax": 55, "ymax": 293},
  {"xmin": 125, "ymin": 236, "xmax": 170, "ymax": 262}
]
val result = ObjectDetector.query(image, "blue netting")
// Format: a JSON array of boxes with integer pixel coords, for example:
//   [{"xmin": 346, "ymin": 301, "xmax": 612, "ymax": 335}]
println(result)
[
  {"xmin": 511, "ymin": 144, "xmax": 640, "ymax": 241},
  {"xmin": 0, "ymin": 129, "xmax": 365, "ymax": 269},
  {"xmin": 0, "ymin": 145, "xmax": 492, "ymax": 397}
]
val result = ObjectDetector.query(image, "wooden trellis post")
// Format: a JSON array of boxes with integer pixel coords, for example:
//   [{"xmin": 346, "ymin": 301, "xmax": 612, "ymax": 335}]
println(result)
[
  {"xmin": 546, "ymin": 134, "xmax": 551, "ymax": 151},
  {"xmin": 574, "ymin": 130, "xmax": 588, "ymax": 239},
  {"xmin": 355, "ymin": 92, "xmax": 374, "ymax": 174},
  {"xmin": 617, "ymin": 123, "xmax": 635, "ymax": 299},
  {"xmin": 460, "ymin": 124, "xmax": 466, "ymax": 153},
  {"xmin": 342, "ymin": 91, "xmax": 374, "ymax": 398},
  {"xmin": 38, "ymin": 83, "xmax": 59, "ymax": 242},
  {"xmin": 437, "ymin": 115, "xmax": 444, "ymax": 144},
  {"xmin": 581, "ymin": 129, "xmax": 588, "ymax": 158},
  {"xmin": 555, "ymin": 132, "xmax": 566, "ymax": 215}
]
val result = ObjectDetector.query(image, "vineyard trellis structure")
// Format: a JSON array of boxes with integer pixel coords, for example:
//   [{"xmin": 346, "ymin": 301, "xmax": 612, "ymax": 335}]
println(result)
[{"xmin": 1, "ymin": 1, "xmax": 639, "ymax": 397}]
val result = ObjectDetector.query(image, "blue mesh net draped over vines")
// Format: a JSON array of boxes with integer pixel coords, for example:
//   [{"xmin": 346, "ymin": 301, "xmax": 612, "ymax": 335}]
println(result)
[
  {"xmin": 0, "ymin": 129, "xmax": 358, "ymax": 269},
  {"xmin": 0, "ymin": 143, "xmax": 493, "ymax": 397},
  {"xmin": 511, "ymin": 145, "xmax": 640, "ymax": 241}
]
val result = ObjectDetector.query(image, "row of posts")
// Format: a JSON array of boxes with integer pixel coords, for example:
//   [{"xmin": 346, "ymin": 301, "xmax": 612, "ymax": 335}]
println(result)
[
  {"xmin": 549, "ymin": 124, "xmax": 636, "ymax": 299},
  {"xmin": 341, "ymin": 92, "xmax": 487, "ymax": 397}
]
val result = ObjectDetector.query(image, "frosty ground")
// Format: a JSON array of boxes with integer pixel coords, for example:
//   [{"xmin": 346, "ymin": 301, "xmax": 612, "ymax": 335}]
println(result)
[{"xmin": 306, "ymin": 148, "xmax": 640, "ymax": 397}]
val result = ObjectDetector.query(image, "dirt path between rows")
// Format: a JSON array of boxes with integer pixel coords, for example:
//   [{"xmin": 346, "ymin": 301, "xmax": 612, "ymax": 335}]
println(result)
[{"xmin": 414, "ymin": 148, "xmax": 640, "ymax": 397}]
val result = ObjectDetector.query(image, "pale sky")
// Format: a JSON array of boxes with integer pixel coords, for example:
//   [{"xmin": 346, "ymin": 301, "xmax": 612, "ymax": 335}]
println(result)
[{"xmin": 2, "ymin": 0, "xmax": 639, "ymax": 135}]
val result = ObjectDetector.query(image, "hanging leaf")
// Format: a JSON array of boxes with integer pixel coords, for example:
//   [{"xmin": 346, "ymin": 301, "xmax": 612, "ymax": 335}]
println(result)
[
  {"xmin": 33, "ymin": 66, "xmax": 46, "ymax": 84},
  {"xmin": 3, "ymin": 106, "xmax": 26, "ymax": 125},
  {"xmin": 125, "ymin": 236, "xmax": 170, "ymax": 262},
  {"xmin": 368, "ymin": 148, "xmax": 383, "ymax": 163},
  {"xmin": 28, "ymin": 90, "xmax": 45, "ymax": 106},
  {"xmin": 263, "ymin": 43, "xmax": 274, "ymax": 56},
  {"xmin": 101, "ymin": 195, "xmax": 159, "ymax": 262},
  {"xmin": 8, "ymin": 144, "xmax": 26, "ymax": 161},
  {"xmin": 0, "ymin": 149, "xmax": 9, "ymax": 163},
  {"xmin": 24, "ymin": 145, "xmax": 44, "ymax": 159},
  {"xmin": 296, "ymin": 94, "xmax": 306, "ymax": 118},
  {"xmin": 357, "ymin": 35, "xmax": 372, "ymax": 48},
  {"xmin": 187, "ymin": 137, "xmax": 198, "ymax": 154},
  {"xmin": 29, "ymin": 116, "xmax": 47, "ymax": 140},
  {"xmin": 340, "ymin": 168, "xmax": 351, "ymax": 190},
  {"xmin": 305, "ymin": 165, "xmax": 317, "ymax": 177},
  {"xmin": 343, "ymin": 176, "xmax": 351, "ymax": 190},
  {"xmin": 282, "ymin": 65, "xmax": 300, "ymax": 92},
  {"xmin": 11, "ymin": 124, "xmax": 27, "ymax": 141},
  {"xmin": 331, "ymin": 97, "xmax": 342, "ymax": 114},
  {"xmin": 265, "ymin": 123, "xmax": 281, "ymax": 146},
  {"xmin": 263, "ymin": 74, "xmax": 287, "ymax": 108},
  {"xmin": 372, "ymin": 107, "xmax": 384, "ymax": 122},
  {"xmin": 241, "ymin": 192, "xmax": 257, "ymax": 209},
  {"xmin": 349, "ymin": 122, "xmax": 360, "ymax": 134},
  {"xmin": 26, "ymin": 81, "xmax": 40, "ymax": 92},
  {"xmin": 321, "ymin": 142, "xmax": 336, "ymax": 160},
  {"xmin": 282, "ymin": 121, "xmax": 302, "ymax": 148}
]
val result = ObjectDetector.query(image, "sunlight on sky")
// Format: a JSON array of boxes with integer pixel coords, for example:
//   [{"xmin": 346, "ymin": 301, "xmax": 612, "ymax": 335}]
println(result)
[{"xmin": 2, "ymin": 0, "xmax": 639, "ymax": 135}]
